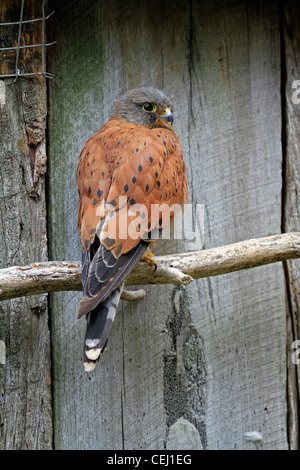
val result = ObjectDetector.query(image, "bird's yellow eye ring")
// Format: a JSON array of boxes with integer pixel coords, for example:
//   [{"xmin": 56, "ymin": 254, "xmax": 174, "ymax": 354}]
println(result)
[{"xmin": 143, "ymin": 102, "xmax": 157, "ymax": 113}]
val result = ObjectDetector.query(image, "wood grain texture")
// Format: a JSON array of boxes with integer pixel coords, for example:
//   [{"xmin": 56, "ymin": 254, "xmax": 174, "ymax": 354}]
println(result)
[
  {"xmin": 188, "ymin": 0, "xmax": 286, "ymax": 449},
  {"xmin": 283, "ymin": 0, "xmax": 300, "ymax": 449},
  {"xmin": 47, "ymin": 0, "xmax": 290, "ymax": 449},
  {"xmin": 0, "ymin": 0, "xmax": 52, "ymax": 449}
]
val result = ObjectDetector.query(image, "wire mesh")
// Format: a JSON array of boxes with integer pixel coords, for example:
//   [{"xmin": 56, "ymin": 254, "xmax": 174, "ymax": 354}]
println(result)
[{"xmin": 0, "ymin": 0, "xmax": 56, "ymax": 81}]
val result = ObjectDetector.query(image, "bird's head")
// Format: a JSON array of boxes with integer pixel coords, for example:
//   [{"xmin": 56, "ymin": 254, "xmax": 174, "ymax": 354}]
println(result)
[{"xmin": 110, "ymin": 86, "xmax": 174, "ymax": 129}]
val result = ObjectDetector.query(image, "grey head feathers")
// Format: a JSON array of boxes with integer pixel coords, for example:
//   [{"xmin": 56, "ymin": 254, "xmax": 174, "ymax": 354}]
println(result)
[{"xmin": 110, "ymin": 86, "xmax": 173, "ymax": 127}]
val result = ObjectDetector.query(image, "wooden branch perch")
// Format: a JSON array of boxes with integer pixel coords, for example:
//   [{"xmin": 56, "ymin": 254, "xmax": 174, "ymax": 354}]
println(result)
[{"xmin": 0, "ymin": 233, "xmax": 299, "ymax": 302}]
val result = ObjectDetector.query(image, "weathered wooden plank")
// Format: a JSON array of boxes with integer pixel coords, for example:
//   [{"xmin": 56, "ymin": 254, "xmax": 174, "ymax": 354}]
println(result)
[
  {"xmin": 48, "ymin": 0, "xmax": 289, "ymax": 450},
  {"xmin": 47, "ymin": 0, "xmax": 125, "ymax": 450},
  {"xmin": 187, "ymin": 0, "xmax": 287, "ymax": 449},
  {"xmin": 0, "ymin": 0, "xmax": 52, "ymax": 449},
  {"xmin": 283, "ymin": 0, "xmax": 300, "ymax": 450}
]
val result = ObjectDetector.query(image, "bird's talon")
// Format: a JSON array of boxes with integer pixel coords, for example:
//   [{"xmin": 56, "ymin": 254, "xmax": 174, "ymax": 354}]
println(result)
[{"xmin": 141, "ymin": 251, "xmax": 156, "ymax": 268}]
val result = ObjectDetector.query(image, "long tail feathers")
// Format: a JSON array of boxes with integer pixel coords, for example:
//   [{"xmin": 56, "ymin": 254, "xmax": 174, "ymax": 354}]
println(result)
[{"xmin": 83, "ymin": 283, "xmax": 123, "ymax": 372}]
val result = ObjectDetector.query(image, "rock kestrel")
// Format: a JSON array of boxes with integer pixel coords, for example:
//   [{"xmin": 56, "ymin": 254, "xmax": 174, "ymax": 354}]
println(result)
[{"xmin": 77, "ymin": 87, "xmax": 188, "ymax": 371}]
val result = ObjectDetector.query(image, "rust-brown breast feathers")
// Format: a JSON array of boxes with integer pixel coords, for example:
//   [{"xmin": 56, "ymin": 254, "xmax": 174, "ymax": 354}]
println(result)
[{"xmin": 77, "ymin": 119, "xmax": 188, "ymax": 257}]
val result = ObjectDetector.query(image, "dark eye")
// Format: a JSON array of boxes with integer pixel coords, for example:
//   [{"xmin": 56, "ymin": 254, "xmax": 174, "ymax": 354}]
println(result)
[{"xmin": 143, "ymin": 102, "xmax": 157, "ymax": 113}]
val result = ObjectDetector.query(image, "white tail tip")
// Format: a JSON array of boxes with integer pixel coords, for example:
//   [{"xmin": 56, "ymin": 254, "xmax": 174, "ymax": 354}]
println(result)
[{"xmin": 83, "ymin": 361, "xmax": 96, "ymax": 373}]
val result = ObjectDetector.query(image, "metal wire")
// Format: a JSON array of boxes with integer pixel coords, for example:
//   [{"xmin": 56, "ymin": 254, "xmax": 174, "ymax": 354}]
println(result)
[
  {"xmin": 13, "ymin": 0, "xmax": 25, "ymax": 81},
  {"xmin": 0, "ymin": 11, "xmax": 55, "ymax": 26},
  {"xmin": 0, "ymin": 42, "xmax": 56, "ymax": 52},
  {"xmin": 0, "ymin": 0, "xmax": 55, "ymax": 81}
]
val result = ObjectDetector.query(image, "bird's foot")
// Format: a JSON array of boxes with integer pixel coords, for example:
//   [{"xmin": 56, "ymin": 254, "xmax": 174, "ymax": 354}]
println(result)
[{"xmin": 141, "ymin": 250, "xmax": 157, "ymax": 270}]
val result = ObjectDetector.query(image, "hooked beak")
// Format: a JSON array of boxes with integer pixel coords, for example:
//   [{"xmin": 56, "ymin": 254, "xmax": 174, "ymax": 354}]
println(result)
[{"xmin": 161, "ymin": 108, "xmax": 173, "ymax": 125}]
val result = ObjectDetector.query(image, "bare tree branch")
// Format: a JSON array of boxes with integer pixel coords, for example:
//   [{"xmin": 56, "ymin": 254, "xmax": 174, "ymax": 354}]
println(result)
[{"xmin": 0, "ymin": 233, "xmax": 299, "ymax": 302}]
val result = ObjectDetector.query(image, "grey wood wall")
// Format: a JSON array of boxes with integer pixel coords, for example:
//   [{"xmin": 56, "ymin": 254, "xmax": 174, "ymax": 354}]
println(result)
[{"xmin": 0, "ymin": 0, "xmax": 299, "ymax": 450}]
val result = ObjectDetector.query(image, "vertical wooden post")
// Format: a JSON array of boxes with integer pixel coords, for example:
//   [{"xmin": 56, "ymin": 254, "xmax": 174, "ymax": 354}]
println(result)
[
  {"xmin": 283, "ymin": 0, "xmax": 300, "ymax": 450},
  {"xmin": 0, "ymin": 0, "xmax": 52, "ymax": 450}
]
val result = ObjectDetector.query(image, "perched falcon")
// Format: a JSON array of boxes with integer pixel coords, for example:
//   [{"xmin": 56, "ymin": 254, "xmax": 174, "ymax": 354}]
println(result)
[{"xmin": 77, "ymin": 86, "xmax": 188, "ymax": 371}]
